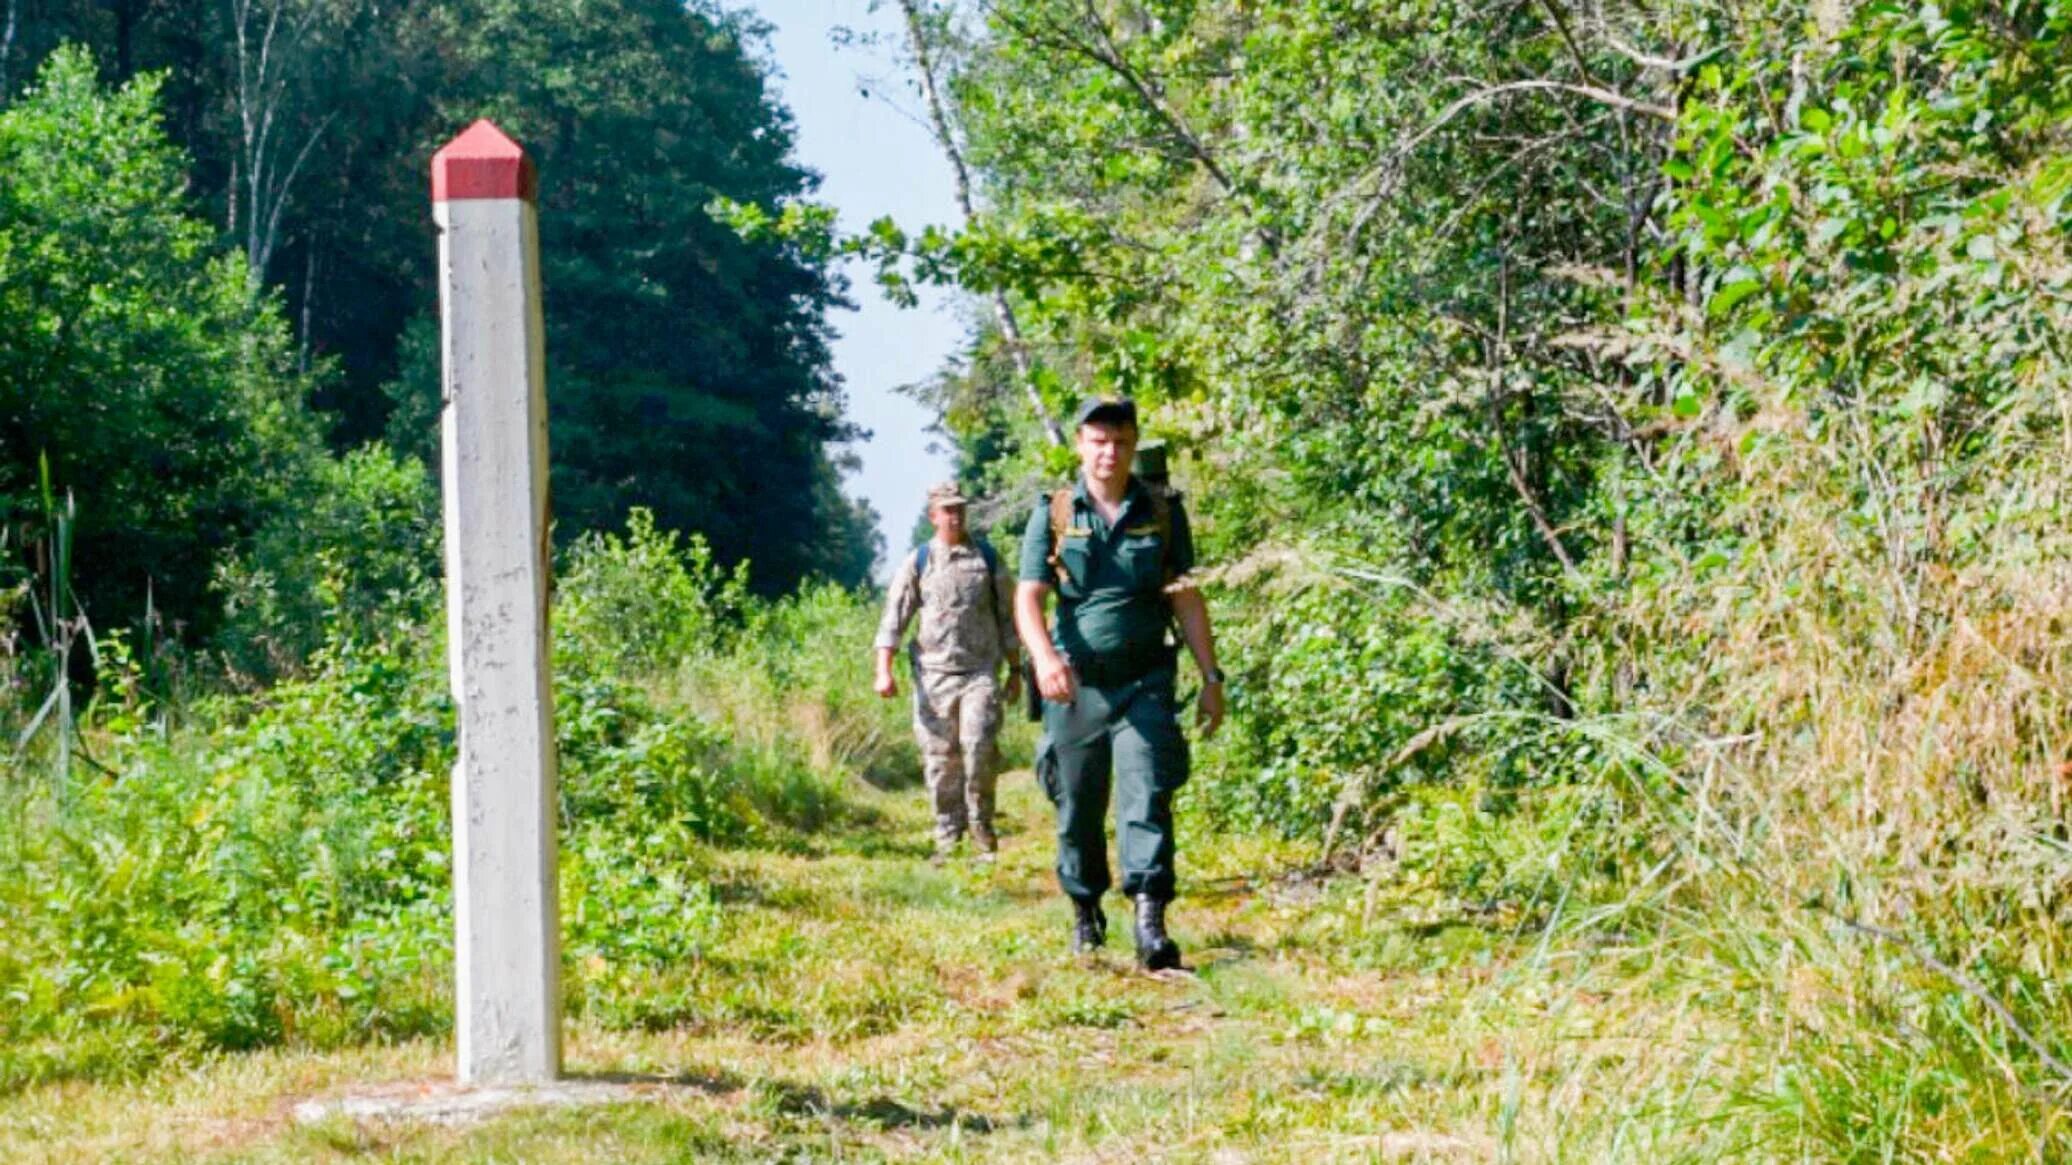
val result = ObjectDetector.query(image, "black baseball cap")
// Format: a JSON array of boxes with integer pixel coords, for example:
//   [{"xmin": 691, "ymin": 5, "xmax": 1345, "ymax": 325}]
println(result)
[{"xmin": 1073, "ymin": 396, "xmax": 1138, "ymax": 428}]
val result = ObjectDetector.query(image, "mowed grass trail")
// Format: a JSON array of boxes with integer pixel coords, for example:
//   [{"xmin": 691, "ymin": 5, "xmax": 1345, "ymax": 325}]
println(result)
[{"xmin": 0, "ymin": 773, "xmax": 1742, "ymax": 1163}]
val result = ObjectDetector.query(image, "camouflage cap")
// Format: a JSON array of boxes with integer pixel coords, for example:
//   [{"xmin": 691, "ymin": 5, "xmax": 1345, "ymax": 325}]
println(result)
[
  {"xmin": 1073, "ymin": 396, "xmax": 1138, "ymax": 428},
  {"xmin": 926, "ymin": 481, "xmax": 970, "ymax": 508}
]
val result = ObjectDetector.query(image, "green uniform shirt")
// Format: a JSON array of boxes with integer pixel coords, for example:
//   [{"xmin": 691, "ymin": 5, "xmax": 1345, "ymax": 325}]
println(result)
[{"xmin": 1019, "ymin": 476, "xmax": 1195, "ymax": 684}]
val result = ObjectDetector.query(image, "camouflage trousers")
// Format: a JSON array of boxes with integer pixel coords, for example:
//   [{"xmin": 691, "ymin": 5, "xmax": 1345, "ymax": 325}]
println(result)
[{"xmin": 912, "ymin": 667, "xmax": 1003, "ymax": 848}]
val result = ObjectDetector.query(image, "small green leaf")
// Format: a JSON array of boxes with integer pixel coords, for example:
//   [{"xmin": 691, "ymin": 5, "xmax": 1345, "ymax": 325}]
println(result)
[{"xmin": 1708, "ymin": 278, "xmax": 1764, "ymax": 317}]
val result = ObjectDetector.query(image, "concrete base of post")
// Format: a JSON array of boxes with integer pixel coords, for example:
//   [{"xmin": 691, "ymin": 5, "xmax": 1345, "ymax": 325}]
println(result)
[{"xmin": 290, "ymin": 1079, "xmax": 676, "ymax": 1129}]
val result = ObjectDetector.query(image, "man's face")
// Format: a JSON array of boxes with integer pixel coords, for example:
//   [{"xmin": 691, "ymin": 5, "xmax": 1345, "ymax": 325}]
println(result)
[
  {"xmin": 1077, "ymin": 422, "xmax": 1138, "ymax": 486},
  {"xmin": 929, "ymin": 502, "xmax": 968, "ymax": 543}
]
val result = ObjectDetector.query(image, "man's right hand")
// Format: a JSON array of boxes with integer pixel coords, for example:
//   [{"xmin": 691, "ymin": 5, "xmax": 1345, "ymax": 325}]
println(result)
[
  {"xmin": 873, "ymin": 669, "xmax": 897, "ymax": 699},
  {"xmin": 1033, "ymin": 652, "xmax": 1078, "ymax": 703}
]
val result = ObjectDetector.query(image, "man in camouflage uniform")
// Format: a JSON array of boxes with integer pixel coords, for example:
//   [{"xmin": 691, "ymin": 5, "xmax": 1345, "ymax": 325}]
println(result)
[{"xmin": 874, "ymin": 482, "xmax": 1022, "ymax": 861}]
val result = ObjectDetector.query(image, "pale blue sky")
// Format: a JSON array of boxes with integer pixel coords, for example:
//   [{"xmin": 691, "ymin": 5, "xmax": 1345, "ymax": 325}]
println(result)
[{"xmin": 749, "ymin": 0, "xmax": 967, "ymax": 576}]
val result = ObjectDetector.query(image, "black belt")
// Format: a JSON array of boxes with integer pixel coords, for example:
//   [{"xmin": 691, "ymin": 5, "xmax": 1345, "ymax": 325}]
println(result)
[{"xmin": 1069, "ymin": 648, "xmax": 1176, "ymax": 690}]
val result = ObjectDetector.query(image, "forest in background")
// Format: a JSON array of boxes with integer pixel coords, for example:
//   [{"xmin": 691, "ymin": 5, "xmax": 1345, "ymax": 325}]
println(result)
[{"xmin": 0, "ymin": 0, "xmax": 879, "ymax": 683}]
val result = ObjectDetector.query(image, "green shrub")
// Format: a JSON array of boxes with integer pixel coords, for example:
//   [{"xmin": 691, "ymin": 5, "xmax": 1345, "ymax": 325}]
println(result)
[
  {"xmin": 556, "ymin": 507, "xmax": 747, "ymax": 674},
  {"xmin": 211, "ymin": 444, "xmax": 441, "ymax": 680},
  {"xmin": 0, "ymin": 47, "xmax": 330, "ymax": 645},
  {"xmin": 679, "ymin": 579, "xmax": 923, "ymax": 789},
  {"xmin": 0, "ymin": 544, "xmax": 872, "ymax": 1091},
  {"xmin": 1188, "ymin": 564, "xmax": 1582, "ymax": 845},
  {"xmin": 554, "ymin": 512, "xmax": 868, "ymax": 819}
]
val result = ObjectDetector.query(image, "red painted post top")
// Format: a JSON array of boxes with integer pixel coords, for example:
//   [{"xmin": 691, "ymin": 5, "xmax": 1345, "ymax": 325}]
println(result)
[{"xmin": 432, "ymin": 119, "xmax": 537, "ymax": 203}]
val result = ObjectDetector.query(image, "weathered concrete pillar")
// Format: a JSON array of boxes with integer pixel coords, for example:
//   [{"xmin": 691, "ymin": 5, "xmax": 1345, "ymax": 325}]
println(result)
[{"xmin": 432, "ymin": 119, "xmax": 561, "ymax": 1085}]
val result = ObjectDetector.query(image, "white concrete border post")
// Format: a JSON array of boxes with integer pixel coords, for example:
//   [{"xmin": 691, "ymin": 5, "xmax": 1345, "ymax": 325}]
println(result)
[{"xmin": 432, "ymin": 119, "xmax": 562, "ymax": 1085}]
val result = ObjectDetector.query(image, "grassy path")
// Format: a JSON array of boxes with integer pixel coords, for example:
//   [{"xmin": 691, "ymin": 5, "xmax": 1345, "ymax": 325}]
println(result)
[{"xmin": 0, "ymin": 772, "xmax": 1727, "ymax": 1162}]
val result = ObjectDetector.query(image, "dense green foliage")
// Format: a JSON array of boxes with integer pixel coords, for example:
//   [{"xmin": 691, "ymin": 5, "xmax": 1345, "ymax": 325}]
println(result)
[
  {"xmin": 0, "ymin": 49, "xmax": 327, "ymax": 643},
  {"xmin": 0, "ymin": 16, "xmax": 896, "ymax": 1105},
  {"xmin": 0, "ymin": 516, "xmax": 901, "ymax": 1092},
  {"xmin": 866, "ymin": 0, "xmax": 2072, "ymax": 1153},
  {"xmin": 0, "ymin": 0, "xmax": 876, "ymax": 674},
  {"xmin": 378, "ymin": 0, "xmax": 881, "ymax": 591}
]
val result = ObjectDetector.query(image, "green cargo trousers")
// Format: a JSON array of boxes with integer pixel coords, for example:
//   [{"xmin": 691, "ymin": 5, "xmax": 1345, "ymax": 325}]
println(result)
[{"xmin": 1035, "ymin": 666, "xmax": 1190, "ymax": 903}]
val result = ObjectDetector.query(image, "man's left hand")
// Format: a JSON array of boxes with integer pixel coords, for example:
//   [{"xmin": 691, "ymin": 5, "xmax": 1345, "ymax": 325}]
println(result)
[{"xmin": 1197, "ymin": 681, "xmax": 1225, "ymax": 739}]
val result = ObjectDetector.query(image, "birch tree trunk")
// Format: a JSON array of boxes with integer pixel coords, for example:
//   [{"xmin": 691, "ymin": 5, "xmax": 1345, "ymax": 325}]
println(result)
[
  {"xmin": 230, "ymin": 0, "xmax": 332, "ymax": 288},
  {"xmin": 897, "ymin": 0, "xmax": 1065, "ymax": 447},
  {"xmin": 0, "ymin": 0, "xmax": 19, "ymax": 102}
]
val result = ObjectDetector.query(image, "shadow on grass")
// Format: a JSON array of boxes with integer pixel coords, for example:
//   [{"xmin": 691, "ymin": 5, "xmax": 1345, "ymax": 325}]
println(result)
[
  {"xmin": 1187, "ymin": 929, "xmax": 1259, "ymax": 970},
  {"xmin": 857, "ymin": 757, "xmax": 924, "ymax": 792},
  {"xmin": 763, "ymin": 1080, "xmax": 1027, "ymax": 1135},
  {"xmin": 1187, "ymin": 874, "xmax": 1262, "ymax": 903},
  {"xmin": 567, "ymin": 1068, "xmax": 744, "ymax": 1094},
  {"xmin": 828, "ymin": 829, "xmax": 935, "ymax": 861}
]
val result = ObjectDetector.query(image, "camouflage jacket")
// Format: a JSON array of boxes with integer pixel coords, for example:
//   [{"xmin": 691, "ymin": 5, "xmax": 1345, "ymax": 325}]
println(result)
[{"xmin": 874, "ymin": 539, "xmax": 1019, "ymax": 676}]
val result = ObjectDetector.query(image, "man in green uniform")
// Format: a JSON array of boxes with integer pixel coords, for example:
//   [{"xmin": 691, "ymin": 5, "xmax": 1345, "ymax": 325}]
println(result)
[{"xmin": 1014, "ymin": 398, "xmax": 1226, "ymax": 970}]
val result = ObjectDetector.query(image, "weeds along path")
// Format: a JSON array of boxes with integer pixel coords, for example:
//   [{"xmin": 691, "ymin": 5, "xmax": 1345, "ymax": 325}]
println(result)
[{"xmin": 0, "ymin": 771, "xmax": 1741, "ymax": 1162}]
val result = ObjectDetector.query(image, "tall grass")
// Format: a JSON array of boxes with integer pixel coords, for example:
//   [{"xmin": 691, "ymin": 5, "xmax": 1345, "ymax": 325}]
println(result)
[
  {"xmin": 1578, "ymin": 105, "xmax": 2072, "ymax": 1153},
  {"xmin": 1217, "ymin": 450, "xmax": 2072, "ymax": 1154},
  {"xmin": 0, "ymin": 509, "xmax": 919, "ymax": 1094},
  {"xmin": 678, "ymin": 581, "xmax": 917, "ymax": 789},
  {"xmin": 1600, "ymin": 433, "xmax": 2072, "ymax": 1156},
  {"xmin": 557, "ymin": 507, "xmax": 925, "ymax": 792}
]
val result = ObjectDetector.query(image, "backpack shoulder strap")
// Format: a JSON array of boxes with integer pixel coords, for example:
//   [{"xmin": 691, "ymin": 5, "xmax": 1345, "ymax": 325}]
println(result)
[
  {"xmin": 1046, "ymin": 488, "xmax": 1075, "ymax": 587},
  {"xmin": 1148, "ymin": 488, "xmax": 1175, "ymax": 585},
  {"xmin": 913, "ymin": 542, "xmax": 930, "ymax": 580},
  {"xmin": 971, "ymin": 536, "xmax": 1003, "ymax": 627}
]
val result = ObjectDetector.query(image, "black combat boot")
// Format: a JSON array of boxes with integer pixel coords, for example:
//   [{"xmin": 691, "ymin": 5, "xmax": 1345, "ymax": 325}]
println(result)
[
  {"xmin": 1071, "ymin": 897, "xmax": 1107, "ymax": 953},
  {"xmin": 1132, "ymin": 894, "xmax": 1181, "ymax": 971}
]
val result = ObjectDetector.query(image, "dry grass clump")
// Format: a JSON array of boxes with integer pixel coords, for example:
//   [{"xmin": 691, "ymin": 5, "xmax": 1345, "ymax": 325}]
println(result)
[{"xmin": 1602, "ymin": 396, "xmax": 2072, "ymax": 1151}]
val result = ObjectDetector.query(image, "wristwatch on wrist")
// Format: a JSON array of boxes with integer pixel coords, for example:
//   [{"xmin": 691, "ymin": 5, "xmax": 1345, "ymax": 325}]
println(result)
[{"xmin": 1203, "ymin": 666, "xmax": 1227, "ymax": 686}]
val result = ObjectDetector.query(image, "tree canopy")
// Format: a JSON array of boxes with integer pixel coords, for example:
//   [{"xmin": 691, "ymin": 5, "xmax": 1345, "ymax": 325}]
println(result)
[
  {"xmin": 0, "ymin": 47, "xmax": 325, "ymax": 641},
  {"xmin": 0, "ymin": 0, "xmax": 881, "ymax": 666},
  {"xmin": 876, "ymin": 0, "xmax": 2071, "ymax": 822}
]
